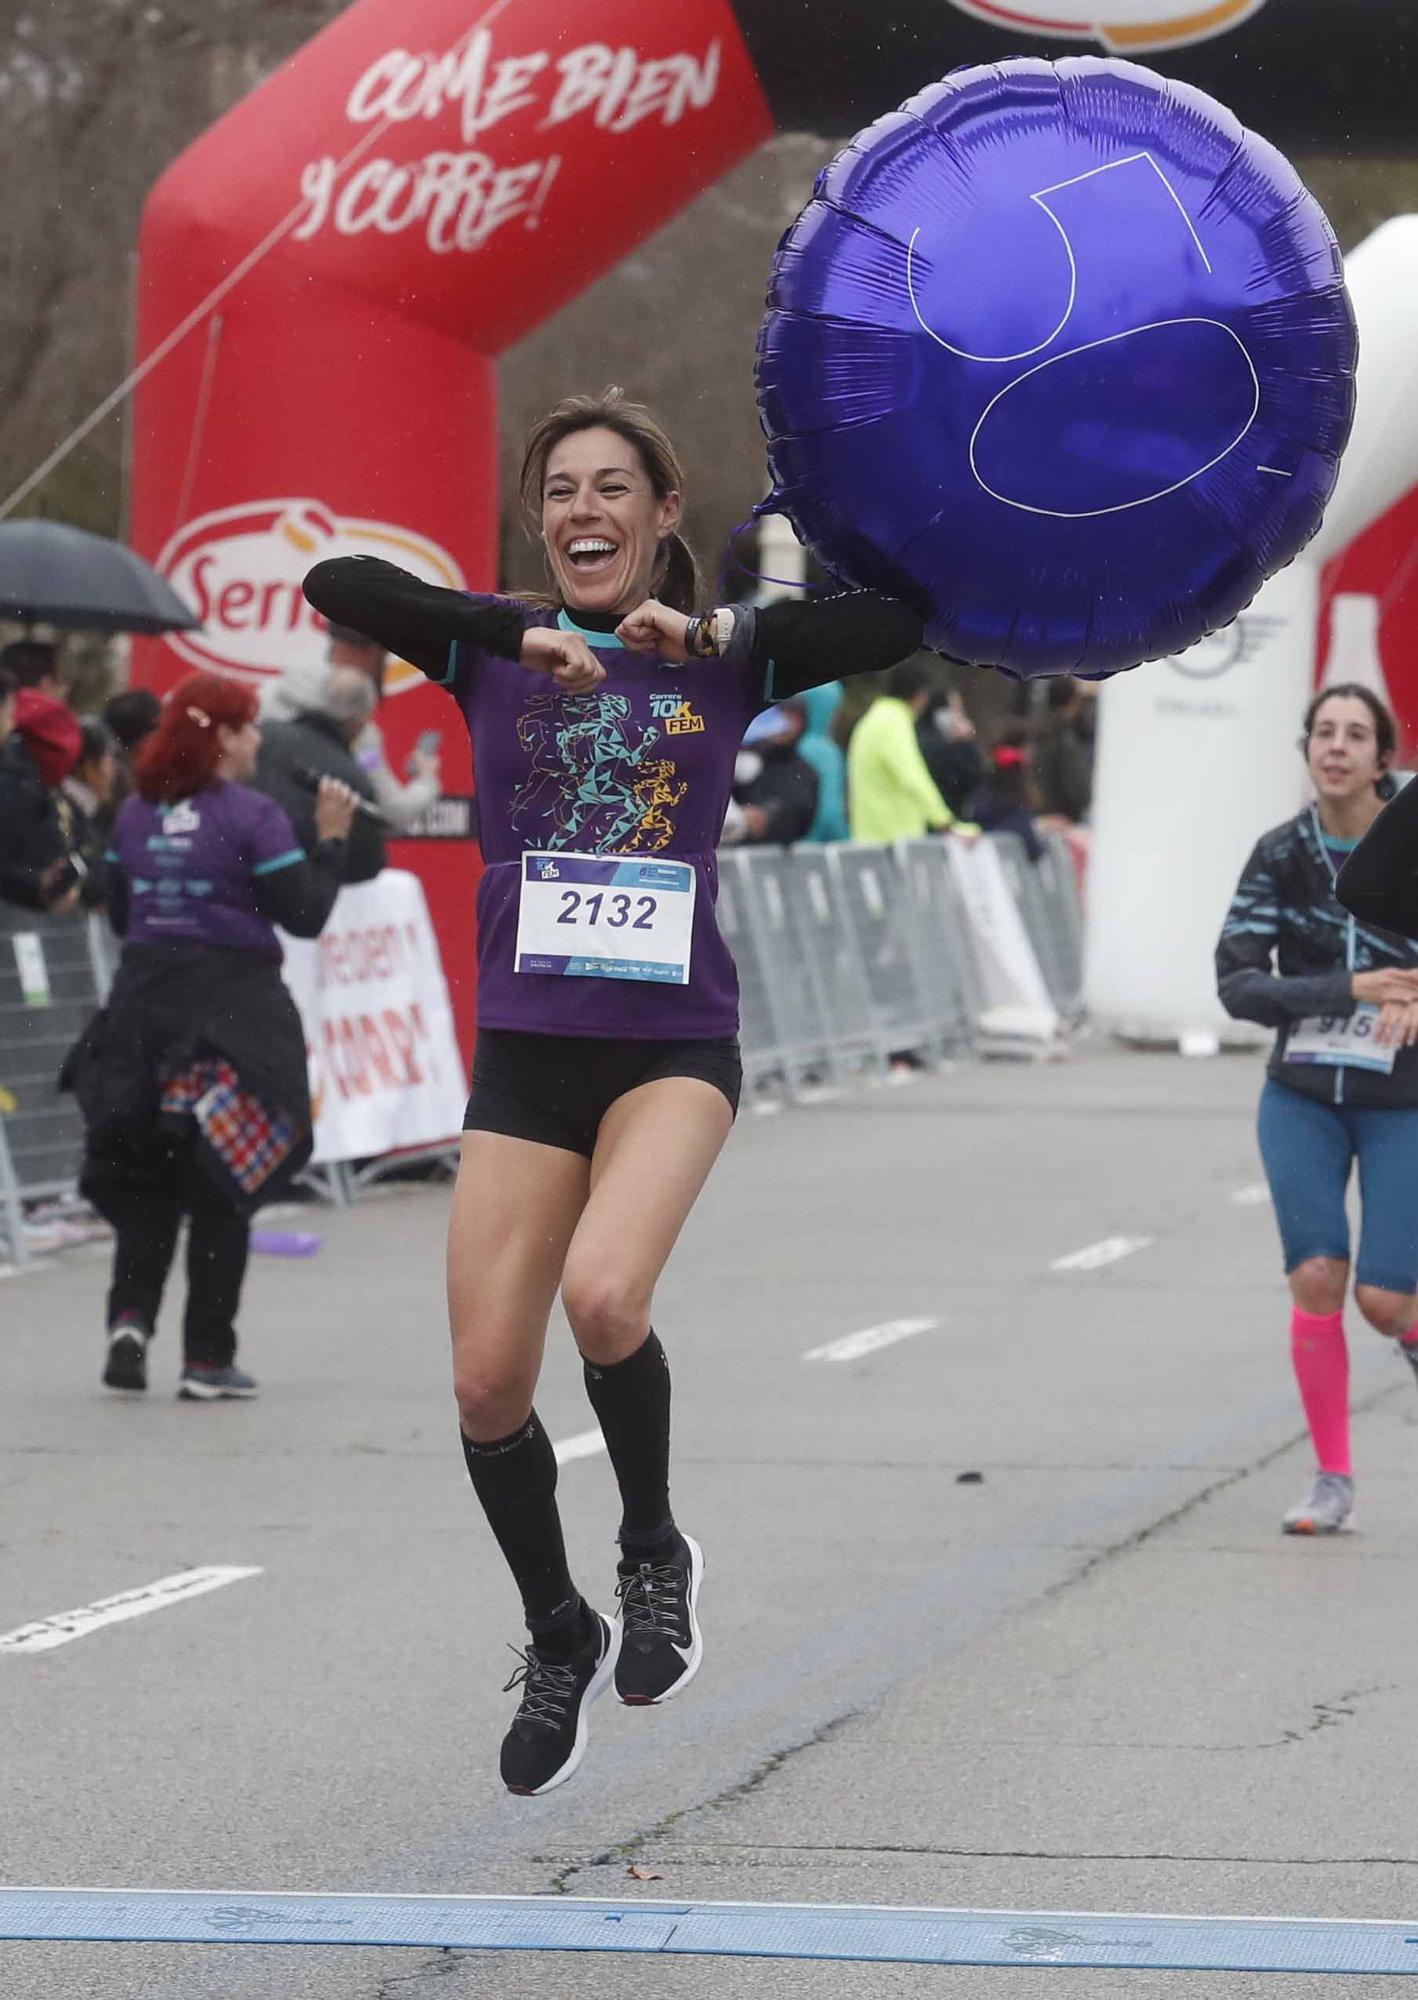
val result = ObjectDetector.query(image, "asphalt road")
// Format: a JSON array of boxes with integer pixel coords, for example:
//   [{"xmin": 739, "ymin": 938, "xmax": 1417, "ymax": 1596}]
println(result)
[{"xmin": 4, "ymin": 1046, "xmax": 1418, "ymax": 1998}]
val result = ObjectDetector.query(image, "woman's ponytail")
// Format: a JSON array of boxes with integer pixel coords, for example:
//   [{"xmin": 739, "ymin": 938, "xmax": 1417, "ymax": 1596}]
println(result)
[{"xmin": 655, "ymin": 532, "xmax": 701, "ymax": 616}]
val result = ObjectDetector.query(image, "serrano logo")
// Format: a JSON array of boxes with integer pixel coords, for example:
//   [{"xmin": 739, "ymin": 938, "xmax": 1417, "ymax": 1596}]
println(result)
[
  {"xmin": 156, "ymin": 499, "xmax": 464, "ymax": 693},
  {"xmin": 944, "ymin": 0, "xmax": 1269, "ymax": 54}
]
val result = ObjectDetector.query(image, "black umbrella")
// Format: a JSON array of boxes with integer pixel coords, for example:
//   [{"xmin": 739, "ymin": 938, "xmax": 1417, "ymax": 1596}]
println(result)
[{"xmin": 0, "ymin": 520, "xmax": 200, "ymax": 635}]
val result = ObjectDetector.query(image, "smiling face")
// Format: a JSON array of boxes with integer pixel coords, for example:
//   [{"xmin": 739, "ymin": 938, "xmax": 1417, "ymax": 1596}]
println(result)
[
  {"xmin": 1307, "ymin": 693, "xmax": 1386, "ymax": 807},
  {"xmin": 541, "ymin": 425, "xmax": 682, "ymax": 618}
]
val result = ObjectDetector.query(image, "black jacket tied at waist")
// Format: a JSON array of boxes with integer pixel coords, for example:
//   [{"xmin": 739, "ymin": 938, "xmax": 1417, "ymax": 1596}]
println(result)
[{"xmin": 62, "ymin": 944, "xmax": 314, "ymax": 1212}]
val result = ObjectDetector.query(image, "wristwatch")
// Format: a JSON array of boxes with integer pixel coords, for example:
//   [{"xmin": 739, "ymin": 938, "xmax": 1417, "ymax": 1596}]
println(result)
[
  {"xmin": 686, "ymin": 607, "xmax": 737, "ymax": 658},
  {"xmin": 709, "ymin": 606, "xmax": 737, "ymax": 655}
]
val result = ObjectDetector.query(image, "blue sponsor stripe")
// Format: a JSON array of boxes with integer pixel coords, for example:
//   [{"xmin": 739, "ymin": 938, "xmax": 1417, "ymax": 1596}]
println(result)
[
  {"xmin": 516, "ymin": 953, "xmax": 687, "ymax": 985},
  {"xmin": 252, "ymin": 849, "xmax": 306, "ymax": 877},
  {"xmin": 609, "ymin": 860, "xmax": 691, "ymax": 891},
  {"xmin": 565, "ymin": 957, "xmax": 686, "ymax": 984},
  {"xmin": 1, "ymin": 1890, "xmax": 1417, "ymax": 1973},
  {"xmin": 523, "ymin": 857, "xmax": 692, "ymax": 894}
]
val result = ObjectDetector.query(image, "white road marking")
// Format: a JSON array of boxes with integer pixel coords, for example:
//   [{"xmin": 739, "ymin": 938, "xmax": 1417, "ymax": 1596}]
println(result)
[
  {"xmin": 552, "ymin": 1428, "xmax": 606, "ymax": 1467},
  {"xmin": 1231, "ymin": 1182, "xmax": 1271, "ymax": 1207},
  {"xmin": 0, "ymin": 1565, "xmax": 262, "ymax": 1655},
  {"xmin": 1051, "ymin": 1236, "xmax": 1153, "ymax": 1273},
  {"xmin": 803, "ymin": 1317, "xmax": 940, "ymax": 1364}
]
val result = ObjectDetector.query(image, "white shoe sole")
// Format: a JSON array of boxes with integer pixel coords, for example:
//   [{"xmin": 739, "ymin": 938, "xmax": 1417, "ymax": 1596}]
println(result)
[
  {"xmin": 1283, "ymin": 1511, "xmax": 1356, "ymax": 1536},
  {"xmin": 619, "ymin": 1533, "xmax": 705, "ymax": 1707},
  {"xmin": 177, "ymin": 1379, "xmax": 259, "ymax": 1401},
  {"xmin": 523, "ymin": 1615, "xmax": 622, "ymax": 1798}
]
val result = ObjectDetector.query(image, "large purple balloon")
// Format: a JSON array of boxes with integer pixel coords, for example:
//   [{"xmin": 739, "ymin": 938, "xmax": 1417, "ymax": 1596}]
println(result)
[{"xmin": 756, "ymin": 58, "xmax": 1357, "ymax": 679}]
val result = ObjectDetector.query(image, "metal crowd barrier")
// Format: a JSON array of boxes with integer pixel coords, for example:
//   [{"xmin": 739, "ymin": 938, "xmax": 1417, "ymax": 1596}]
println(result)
[
  {"xmin": 0, "ymin": 904, "xmax": 109, "ymax": 1268},
  {"xmin": 990, "ymin": 830, "xmax": 1086, "ymax": 1023},
  {"xmin": 721, "ymin": 831, "xmax": 1084, "ymax": 1098},
  {"xmin": 0, "ymin": 834, "xmax": 1085, "ymax": 1252}
]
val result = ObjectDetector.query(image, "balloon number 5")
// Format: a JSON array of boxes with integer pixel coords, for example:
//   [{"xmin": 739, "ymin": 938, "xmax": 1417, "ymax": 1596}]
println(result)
[
  {"xmin": 757, "ymin": 58, "xmax": 1357, "ymax": 680},
  {"xmin": 905, "ymin": 152, "xmax": 1261, "ymax": 519}
]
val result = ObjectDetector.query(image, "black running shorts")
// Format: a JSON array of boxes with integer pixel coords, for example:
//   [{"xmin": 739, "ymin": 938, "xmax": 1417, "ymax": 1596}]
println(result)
[{"xmin": 463, "ymin": 1030, "xmax": 742, "ymax": 1158}]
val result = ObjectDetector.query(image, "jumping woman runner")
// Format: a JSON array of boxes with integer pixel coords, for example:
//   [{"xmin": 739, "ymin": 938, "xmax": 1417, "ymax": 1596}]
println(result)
[
  {"xmin": 1217, "ymin": 684, "xmax": 1418, "ymax": 1536},
  {"xmin": 304, "ymin": 390, "xmax": 924, "ymax": 1794}
]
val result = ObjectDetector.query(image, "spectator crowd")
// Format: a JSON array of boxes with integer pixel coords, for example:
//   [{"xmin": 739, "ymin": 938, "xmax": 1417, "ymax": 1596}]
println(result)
[
  {"xmin": 721, "ymin": 647, "xmax": 1098, "ymax": 862},
  {"xmin": 0, "ymin": 618, "xmax": 446, "ymax": 926},
  {"xmin": 1, "ymin": 621, "xmax": 1098, "ymax": 931}
]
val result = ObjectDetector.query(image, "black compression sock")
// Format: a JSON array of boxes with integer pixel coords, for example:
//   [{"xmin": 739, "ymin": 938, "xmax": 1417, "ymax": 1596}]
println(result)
[
  {"xmin": 460, "ymin": 1413, "xmax": 579, "ymax": 1632},
  {"xmin": 582, "ymin": 1331, "xmax": 675, "ymax": 1553},
  {"xmin": 528, "ymin": 1596, "xmax": 597, "ymax": 1662}
]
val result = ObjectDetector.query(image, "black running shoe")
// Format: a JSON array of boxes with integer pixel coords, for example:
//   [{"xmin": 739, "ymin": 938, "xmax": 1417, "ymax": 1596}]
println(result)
[
  {"xmin": 614, "ymin": 1531, "xmax": 704, "ymax": 1706},
  {"xmin": 102, "ymin": 1318, "xmax": 150, "ymax": 1393},
  {"xmin": 178, "ymin": 1363, "xmax": 259, "ymax": 1401},
  {"xmin": 500, "ymin": 1610, "xmax": 620, "ymax": 1796}
]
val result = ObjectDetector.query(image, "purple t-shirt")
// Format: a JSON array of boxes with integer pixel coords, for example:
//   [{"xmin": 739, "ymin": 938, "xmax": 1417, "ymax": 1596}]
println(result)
[
  {"xmin": 438, "ymin": 603, "xmax": 767, "ymax": 1040},
  {"xmin": 110, "ymin": 780, "xmax": 306, "ymax": 957}
]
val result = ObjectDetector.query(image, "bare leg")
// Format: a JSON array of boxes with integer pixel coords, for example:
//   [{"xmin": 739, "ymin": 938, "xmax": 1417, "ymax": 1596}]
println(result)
[
  {"xmin": 561, "ymin": 1077, "xmax": 734, "ymax": 1367},
  {"xmin": 1354, "ymin": 1283, "xmax": 1418, "ymax": 1339},
  {"xmin": 446, "ymin": 1130, "xmax": 588, "ymax": 1439}
]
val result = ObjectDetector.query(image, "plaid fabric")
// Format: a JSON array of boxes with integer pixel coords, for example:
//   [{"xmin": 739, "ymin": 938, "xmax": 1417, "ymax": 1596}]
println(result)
[{"xmin": 161, "ymin": 1058, "xmax": 299, "ymax": 1199}]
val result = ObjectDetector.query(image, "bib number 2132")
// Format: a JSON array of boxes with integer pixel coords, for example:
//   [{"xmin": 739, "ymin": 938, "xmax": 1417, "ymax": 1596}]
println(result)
[{"xmin": 515, "ymin": 852, "xmax": 695, "ymax": 986}]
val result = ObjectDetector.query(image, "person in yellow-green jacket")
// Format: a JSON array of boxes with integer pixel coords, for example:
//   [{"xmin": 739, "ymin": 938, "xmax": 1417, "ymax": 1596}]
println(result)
[{"xmin": 847, "ymin": 659, "xmax": 980, "ymax": 844}]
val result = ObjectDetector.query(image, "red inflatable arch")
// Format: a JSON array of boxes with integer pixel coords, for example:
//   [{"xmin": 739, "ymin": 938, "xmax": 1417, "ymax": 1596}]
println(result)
[{"xmin": 130, "ymin": 0, "xmax": 773, "ymax": 1045}]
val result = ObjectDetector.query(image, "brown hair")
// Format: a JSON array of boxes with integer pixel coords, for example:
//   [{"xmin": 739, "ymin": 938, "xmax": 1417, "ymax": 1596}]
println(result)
[
  {"xmin": 518, "ymin": 387, "xmax": 701, "ymax": 615},
  {"xmin": 134, "ymin": 671, "xmax": 258, "ymax": 803},
  {"xmin": 1302, "ymin": 682, "xmax": 1399, "ymax": 798}
]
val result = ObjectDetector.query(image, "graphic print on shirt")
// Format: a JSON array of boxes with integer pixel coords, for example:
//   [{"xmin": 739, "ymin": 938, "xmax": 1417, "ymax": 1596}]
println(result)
[
  {"xmin": 1221, "ymin": 815, "xmax": 1408, "ymax": 970},
  {"xmin": 509, "ymin": 689, "xmax": 684, "ymax": 854}
]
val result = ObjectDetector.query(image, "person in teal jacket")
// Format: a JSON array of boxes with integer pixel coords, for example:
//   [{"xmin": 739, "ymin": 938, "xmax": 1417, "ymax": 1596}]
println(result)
[{"xmin": 786, "ymin": 682, "xmax": 850, "ymax": 844}]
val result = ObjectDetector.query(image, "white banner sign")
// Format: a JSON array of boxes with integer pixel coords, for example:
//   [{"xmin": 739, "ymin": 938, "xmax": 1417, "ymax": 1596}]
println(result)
[
  {"xmin": 1086, "ymin": 560, "xmax": 1317, "ymax": 1045},
  {"xmin": 948, "ymin": 840, "xmax": 1059, "ymax": 1046},
  {"xmin": 280, "ymin": 870, "xmax": 466, "ymax": 1165}
]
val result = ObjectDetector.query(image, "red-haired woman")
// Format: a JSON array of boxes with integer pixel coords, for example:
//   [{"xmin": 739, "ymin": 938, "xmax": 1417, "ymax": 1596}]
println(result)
[{"xmin": 64, "ymin": 672, "xmax": 357, "ymax": 1401}]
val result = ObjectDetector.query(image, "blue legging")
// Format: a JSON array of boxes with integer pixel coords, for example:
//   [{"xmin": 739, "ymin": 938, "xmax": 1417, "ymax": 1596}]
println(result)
[{"xmin": 1258, "ymin": 1078, "xmax": 1418, "ymax": 1295}]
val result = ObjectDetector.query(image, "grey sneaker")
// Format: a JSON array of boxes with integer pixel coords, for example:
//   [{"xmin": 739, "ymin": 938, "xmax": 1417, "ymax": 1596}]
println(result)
[
  {"xmin": 178, "ymin": 1363, "xmax": 259, "ymax": 1401},
  {"xmin": 1399, "ymin": 1340, "xmax": 1418, "ymax": 1391},
  {"xmin": 1282, "ymin": 1472, "xmax": 1355, "ymax": 1536}
]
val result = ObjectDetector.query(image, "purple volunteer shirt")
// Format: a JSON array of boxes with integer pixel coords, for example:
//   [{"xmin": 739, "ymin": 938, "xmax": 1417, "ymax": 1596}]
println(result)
[
  {"xmin": 437, "ymin": 603, "xmax": 768, "ymax": 1040},
  {"xmin": 110, "ymin": 780, "xmax": 307, "ymax": 956}
]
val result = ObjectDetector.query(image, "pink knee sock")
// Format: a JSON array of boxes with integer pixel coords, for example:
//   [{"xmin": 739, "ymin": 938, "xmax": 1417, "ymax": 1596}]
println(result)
[{"xmin": 1290, "ymin": 1308, "xmax": 1350, "ymax": 1477}]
